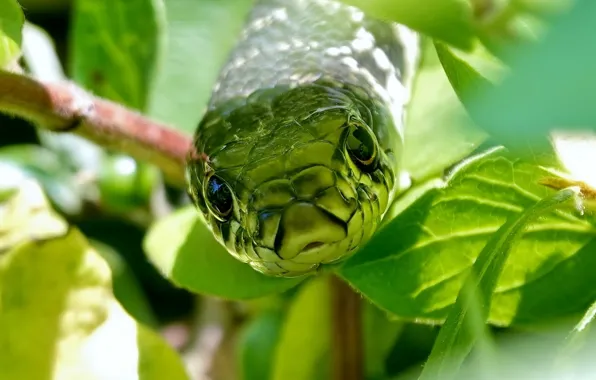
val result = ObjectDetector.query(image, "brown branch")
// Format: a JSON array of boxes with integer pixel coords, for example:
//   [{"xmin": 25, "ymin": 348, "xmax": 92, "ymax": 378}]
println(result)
[
  {"xmin": 0, "ymin": 70, "xmax": 194, "ymax": 187},
  {"xmin": 331, "ymin": 275, "xmax": 363, "ymax": 380}
]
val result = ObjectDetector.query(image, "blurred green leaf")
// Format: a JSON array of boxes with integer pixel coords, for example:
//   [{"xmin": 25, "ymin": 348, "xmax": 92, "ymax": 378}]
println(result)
[
  {"xmin": 470, "ymin": 1, "xmax": 596, "ymax": 151},
  {"xmin": 420, "ymin": 187, "xmax": 578, "ymax": 380},
  {"xmin": 93, "ymin": 239, "xmax": 158, "ymax": 328},
  {"xmin": 148, "ymin": 0, "xmax": 252, "ymax": 133},
  {"xmin": 70, "ymin": 0, "xmax": 166, "ymax": 110},
  {"xmin": 272, "ymin": 277, "xmax": 331, "ymax": 380},
  {"xmin": 0, "ymin": 181, "xmax": 188, "ymax": 380},
  {"xmin": 403, "ymin": 39, "xmax": 487, "ymax": 181},
  {"xmin": 0, "ymin": 179, "xmax": 69, "ymax": 252},
  {"xmin": 0, "ymin": 162, "xmax": 22, "ymax": 201},
  {"xmin": 476, "ymin": 8, "xmax": 548, "ymax": 63},
  {"xmin": 342, "ymin": 0, "xmax": 475, "ymax": 49},
  {"xmin": 0, "ymin": 0, "xmax": 23, "ymax": 68},
  {"xmin": 143, "ymin": 206, "xmax": 305, "ymax": 300},
  {"xmin": 22, "ymin": 22, "xmax": 65, "ymax": 81},
  {"xmin": 0, "ymin": 144, "xmax": 84, "ymax": 215},
  {"xmin": 457, "ymin": 323, "xmax": 596, "ymax": 379},
  {"xmin": 514, "ymin": 0, "xmax": 574, "ymax": 14},
  {"xmin": 434, "ymin": 40, "xmax": 504, "ymax": 107},
  {"xmin": 364, "ymin": 302, "xmax": 404, "ymax": 379},
  {"xmin": 238, "ymin": 309, "xmax": 285, "ymax": 380},
  {"xmin": 98, "ymin": 153, "xmax": 160, "ymax": 212},
  {"xmin": 340, "ymin": 147, "xmax": 596, "ymax": 326},
  {"xmin": 555, "ymin": 299, "xmax": 596, "ymax": 378}
]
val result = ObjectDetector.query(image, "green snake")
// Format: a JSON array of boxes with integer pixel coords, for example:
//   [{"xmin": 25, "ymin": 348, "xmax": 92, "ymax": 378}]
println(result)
[{"xmin": 187, "ymin": 0, "xmax": 420, "ymax": 277}]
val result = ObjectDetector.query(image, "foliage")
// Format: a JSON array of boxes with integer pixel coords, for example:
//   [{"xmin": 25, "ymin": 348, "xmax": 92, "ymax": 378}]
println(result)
[
  {"xmin": 0, "ymin": 180, "xmax": 188, "ymax": 379},
  {"xmin": 1, "ymin": 0, "xmax": 596, "ymax": 380}
]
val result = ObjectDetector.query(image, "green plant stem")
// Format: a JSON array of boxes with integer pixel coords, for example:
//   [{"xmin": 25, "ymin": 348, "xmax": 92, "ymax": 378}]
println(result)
[
  {"xmin": 331, "ymin": 275, "xmax": 363, "ymax": 380},
  {"xmin": 0, "ymin": 70, "xmax": 193, "ymax": 187}
]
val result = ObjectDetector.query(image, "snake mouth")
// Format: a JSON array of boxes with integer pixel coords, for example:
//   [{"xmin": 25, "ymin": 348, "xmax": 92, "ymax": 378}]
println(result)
[
  {"xmin": 301, "ymin": 241, "xmax": 325, "ymax": 252},
  {"xmin": 272, "ymin": 202, "xmax": 347, "ymax": 260}
]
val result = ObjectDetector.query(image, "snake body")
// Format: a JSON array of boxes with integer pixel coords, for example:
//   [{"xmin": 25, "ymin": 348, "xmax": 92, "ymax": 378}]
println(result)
[{"xmin": 187, "ymin": 0, "xmax": 420, "ymax": 277}]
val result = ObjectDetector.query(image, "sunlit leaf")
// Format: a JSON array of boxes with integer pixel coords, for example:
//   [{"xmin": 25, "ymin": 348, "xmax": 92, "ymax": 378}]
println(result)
[
  {"xmin": 0, "ymin": 181, "xmax": 189, "ymax": 380},
  {"xmin": 143, "ymin": 206, "xmax": 305, "ymax": 300},
  {"xmin": 0, "ymin": 179, "xmax": 69, "ymax": 251},
  {"xmin": 420, "ymin": 187, "xmax": 579, "ymax": 380},
  {"xmin": 340, "ymin": 147, "xmax": 596, "ymax": 326}
]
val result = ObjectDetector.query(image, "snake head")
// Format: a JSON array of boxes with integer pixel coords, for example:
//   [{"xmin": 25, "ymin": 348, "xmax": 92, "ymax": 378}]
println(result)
[{"xmin": 187, "ymin": 81, "xmax": 401, "ymax": 277}]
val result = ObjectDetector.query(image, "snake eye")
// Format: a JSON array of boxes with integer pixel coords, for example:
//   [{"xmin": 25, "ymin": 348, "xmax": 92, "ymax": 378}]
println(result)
[
  {"xmin": 345, "ymin": 123, "xmax": 378, "ymax": 171},
  {"xmin": 204, "ymin": 175, "xmax": 234, "ymax": 221}
]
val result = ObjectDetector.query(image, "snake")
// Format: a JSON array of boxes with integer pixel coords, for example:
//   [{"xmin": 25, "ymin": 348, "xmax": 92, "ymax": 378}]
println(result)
[{"xmin": 187, "ymin": 0, "xmax": 420, "ymax": 277}]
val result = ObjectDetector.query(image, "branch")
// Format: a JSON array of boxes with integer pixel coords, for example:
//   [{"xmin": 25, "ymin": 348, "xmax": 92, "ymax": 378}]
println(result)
[
  {"xmin": 331, "ymin": 275, "xmax": 363, "ymax": 380},
  {"xmin": 0, "ymin": 70, "xmax": 194, "ymax": 187}
]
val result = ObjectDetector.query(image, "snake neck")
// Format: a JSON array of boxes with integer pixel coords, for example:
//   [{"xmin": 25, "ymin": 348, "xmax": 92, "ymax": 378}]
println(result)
[{"xmin": 209, "ymin": 0, "xmax": 419, "ymax": 136}]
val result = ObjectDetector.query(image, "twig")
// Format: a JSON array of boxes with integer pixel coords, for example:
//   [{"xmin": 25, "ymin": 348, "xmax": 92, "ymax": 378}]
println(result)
[
  {"xmin": 331, "ymin": 275, "xmax": 363, "ymax": 380},
  {"xmin": 0, "ymin": 70, "xmax": 194, "ymax": 187}
]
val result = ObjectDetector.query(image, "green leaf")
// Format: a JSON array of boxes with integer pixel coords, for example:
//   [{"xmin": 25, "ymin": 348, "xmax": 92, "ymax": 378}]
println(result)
[
  {"xmin": 147, "ymin": 0, "xmax": 252, "ymax": 133},
  {"xmin": 238, "ymin": 309, "xmax": 285, "ymax": 380},
  {"xmin": 515, "ymin": 0, "xmax": 574, "ymax": 15},
  {"xmin": 342, "ymin": 0, "xmax": 475, "ymax": 50},
  {"xmin": 0, "ymin": 181, "xmax": 189, "ymax": 380},
  {"xmin": 22, "ymin": 22, "xmax": 66, "ymax": 81},
  {"xmin": 0, "ymin": 179, "xmax": 70, "ymax": 252},
  {"xmin": 340, "ymin": 147, "xmax": 596, "ymax": 326},
  {"xmin": 555, "ymin": 299, "xmax": 596, "ymax": 378},
  {"xmin": 469, "ymin": 1, "xmax": 596, "ymax": 151},
  {"xmin": 420, "ymin": 187, "xmax": 579, "ymax": 380},
  {"xmin": 272, "ymin": 277, "xmax": 331, "ymax": 380},
  {"xmin": 143, "ymin": 206, "xmax": 305, "ymax": 300},
  {"xmin": 364, "ymin": 302, "xmax": 404, "ymax": 379},
  {"xmin": 97, "ymin": 153, "xmax": 160, "ymax": 213},
  {"xmin": 0, "ymin": 0, "xmax": 24, "ymax": 68},
  {"xmin": 434, "ymin": 40, "xmax": 504, "ymax": 108},
  {"xmin": 93, "ymin": 239, "xmax": 158, "ymax": 328},
  {"xmin": 403, "ymin": 39, "xmax": 487, "ymax": 181},
  {"xmin": 0, "ymin": 144, "xmax": 84, "ymax": 215},
  {"xmin": 69, "ymin": 0, "xmax": 166, "ymax": 110}
]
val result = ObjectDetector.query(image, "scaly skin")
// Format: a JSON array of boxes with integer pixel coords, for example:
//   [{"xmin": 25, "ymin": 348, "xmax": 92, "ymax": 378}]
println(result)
[{"xmin": 187, "ymin": 0, "xmax": 420, "ymax": 277}]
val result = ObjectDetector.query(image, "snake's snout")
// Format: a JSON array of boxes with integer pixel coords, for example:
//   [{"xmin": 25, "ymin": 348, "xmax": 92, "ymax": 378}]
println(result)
[{"xmin": 258, "ymin": 202, "xmax": 347, "ymax": 262}]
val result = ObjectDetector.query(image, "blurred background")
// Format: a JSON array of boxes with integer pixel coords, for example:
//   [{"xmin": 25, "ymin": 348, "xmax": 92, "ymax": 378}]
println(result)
[{"xmin": 5, "ymin": 1, "xmax": 596, "ymax": 379}]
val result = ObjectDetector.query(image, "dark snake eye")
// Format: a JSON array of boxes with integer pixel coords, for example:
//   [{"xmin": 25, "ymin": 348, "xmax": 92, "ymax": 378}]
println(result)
[
  {"xmin": 345, "ymin": 123, "xmax": 378, "ymax": 172},
  {"xmin": 204, "ymin": 175, "xmax": 234, "ymax": 221}
]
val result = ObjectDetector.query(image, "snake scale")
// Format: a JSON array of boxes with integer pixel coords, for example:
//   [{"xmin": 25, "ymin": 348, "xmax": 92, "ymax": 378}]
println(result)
[{"xmin": 187, "ymin": 0, "xmax": 421, "ymax": 277}]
